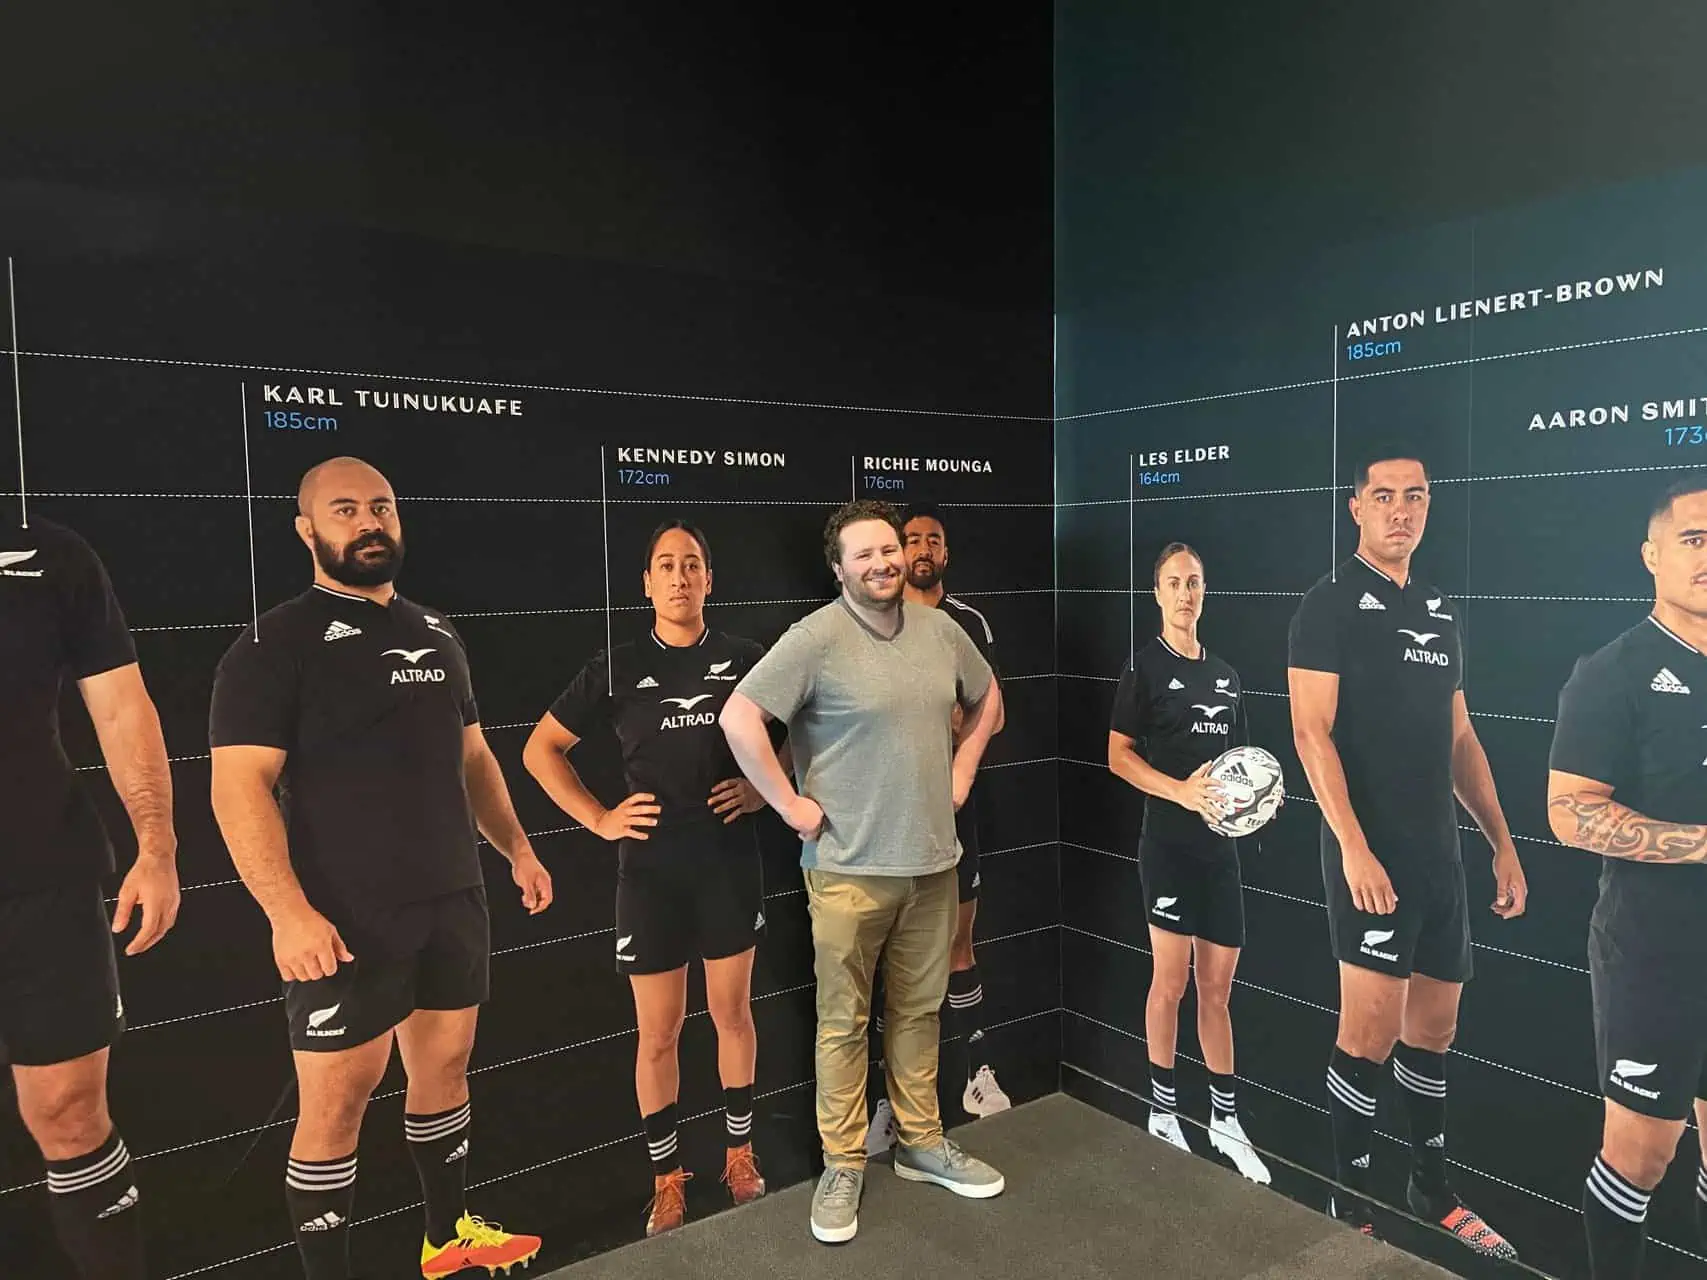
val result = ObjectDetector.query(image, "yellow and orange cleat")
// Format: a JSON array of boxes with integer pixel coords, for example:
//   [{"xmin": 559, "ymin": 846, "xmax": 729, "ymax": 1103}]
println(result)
[
  {"xmin": 646, "ymin": 1169, "xmax": 692, "ymax": 1237},
  {"xmin": 421, "ymin": 1213, "xmax": 542, "ymax": 1277},
  {"xmin": 722, "ymin": 1143, "xmax": 766, "ymax": 1206}
]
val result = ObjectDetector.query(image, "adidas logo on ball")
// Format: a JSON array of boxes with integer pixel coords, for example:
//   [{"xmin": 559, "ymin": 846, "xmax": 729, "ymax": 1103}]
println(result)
[{"xmin": 1201, "ymin": 746, "xmax": 1284, "ymax": 838}]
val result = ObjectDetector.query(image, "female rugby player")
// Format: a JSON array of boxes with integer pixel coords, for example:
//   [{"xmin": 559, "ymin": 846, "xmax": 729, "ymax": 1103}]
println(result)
[{"xmin": 524, "ymin": 521, "xmax": 773, "ymax": 1236}]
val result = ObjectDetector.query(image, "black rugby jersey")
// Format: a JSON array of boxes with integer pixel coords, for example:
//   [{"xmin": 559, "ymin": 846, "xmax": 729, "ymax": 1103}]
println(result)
[
  {"xmin": 939, "ymin": 595, "xmax": 999, "ymax": 814},
  {"xmin": 1551, "ymin": 616, "xmax": 1707, "ymax": 939},
  {"xmin": 1111, "ymin": 635, "xmax": 1248, "ymax": 849},
  {"xmin": 1288, "ymin": 554, "xmax": 1464, "ymax": 865},
  {"xmin": 208, "ymin": 584, "xmax": 483, "ymax": 911},
  {"xmin": 0, "ymin": 518, "xmax": 138, "ymax": 892},
  {"xmin": 550, "ymin": 628, "xmax": 767, "ymax": 832}
]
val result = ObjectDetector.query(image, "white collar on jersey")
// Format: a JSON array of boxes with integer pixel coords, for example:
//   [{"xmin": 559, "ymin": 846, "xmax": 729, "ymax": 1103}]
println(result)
[
  {"xmin": 1353, "ymin": 552, "xmax": 1410, "ymax": 589},
  {"xmin": 1648, "ymin": 614, "xmax": 1705, "ymax": 657},
  {"xmin": 650, "ymin": 626, "xmax": 710, "ymax": 649},
  {"xmin": 1157, "ymin": 634, "xmax": 1205, "ymax": 661}
]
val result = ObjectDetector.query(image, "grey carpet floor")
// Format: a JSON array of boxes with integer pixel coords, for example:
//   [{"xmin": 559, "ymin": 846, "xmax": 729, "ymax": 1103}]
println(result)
[{"xmin": 543, "ymin": 1093, "xmax": 1452, "ymax": 1280}]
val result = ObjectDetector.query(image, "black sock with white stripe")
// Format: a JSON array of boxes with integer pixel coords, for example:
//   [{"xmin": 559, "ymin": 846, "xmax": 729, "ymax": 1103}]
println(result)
[
  {"xmin": 1694, "ymin": 1155, "xmax": 1707, "ymax": 1250},
  {"xmin": 725, "ymin": 1084, "xmax": 754, "ymax": 1148},
  {"xmin": 1584, "ymin": 1154, "xmax": 1649, "ymax": 1278},
  {"xmin": 285, "ymin": 1152, "xmax": 357, "ymax": 1280},
  {"xmin": 1392, "ymin": 1043, "xmax": 1449, "ymax": 1198},
  {"xmin": 46, "ymin": 1129, "xmax": 145, "ymax": 1280},
  {"xmin": 406, "ymin": 1101, "xmax": 471, "ymax": 1247},
  {"xmin": 1209, "ymin": 1072, "xmax": 1238, "ymax": 1124},
  {"xmin": 1326, "ymin": 1047, "xmax": 1382, "ymax": 1219},
  {"xmin": 644, "ymin": 1102, "xmax": 681, "ymax": 1175},
  {"xmin": 946, "ymin": 966, "xmax": 984, "ymax": 1083},
  {"xmin": 1150, "ymin": 1063, "xmax": 1177, "ymax": 1121}
]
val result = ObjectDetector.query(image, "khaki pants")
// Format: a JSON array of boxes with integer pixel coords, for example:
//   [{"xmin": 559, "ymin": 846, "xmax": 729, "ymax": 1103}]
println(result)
[{"xmin": 804, "ymin": 866, "xmax": 957, "ymax": 1167}]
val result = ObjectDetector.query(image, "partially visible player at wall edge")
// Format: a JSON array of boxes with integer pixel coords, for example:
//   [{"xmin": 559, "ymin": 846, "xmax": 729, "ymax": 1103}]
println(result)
[
  {"xmin": 0, "ymin": 510, "xmax": 180, "ymax": 1280},
  {"xmin": 1547, "ymin": 473, "xmax": 1707, "ymax": 1279},
  {"xmin": 1107, "ymin": 541, "xmax": 1271, "ymax": 1184},
  {"xmin": 1287, "ymin": 447, "xmax": 1525, "ymax": 1259},
  {"xmin": 523, "ymin": 518, "xmax": 774, "ymax": 1238}
]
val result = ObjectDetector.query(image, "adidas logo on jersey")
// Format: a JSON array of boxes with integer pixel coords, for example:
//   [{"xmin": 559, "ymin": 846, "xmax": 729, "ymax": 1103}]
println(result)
[
  {"xmin": 1651, "ymin": 667, "xmax": 1691, "ymax": 694},
  {"xmin": 754, "ymin": 912, "xmax": 766, "ymax": 931},
  {"xmin": 324, "ymin": 620, "xmax": 362, "ymax": 641},
  {"xmin": 636, "ymin": 676, "xmax": 659, "ymax": 689},
  {"xmin": 98, "ymin": 1185, "xmax": 139, "ymax": 1219},
  {"xmin": 1352, "ymin": 1154, "xmax": 1370, "ymax": 1170},
  {"xmin": 1357, "ymin": 592, "xmax": 1385, "ymax": 611},
  {"xmin": 300, "ymin": 1212, "xmax": 346, "ymax": 1232},
  {"xmin": 1167, "ymin": 677, "xmax": 1185, "ymax": 690}
]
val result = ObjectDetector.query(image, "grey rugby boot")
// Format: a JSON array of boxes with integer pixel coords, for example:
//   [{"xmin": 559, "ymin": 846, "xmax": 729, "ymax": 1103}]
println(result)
[
  {"xmin": 810, "ymin": 1164, "xmax": 864, "ymax": 1243},
  {"xmin": 893, "ymin": 1136, "xmax": 1005, "ymax": 1198}
]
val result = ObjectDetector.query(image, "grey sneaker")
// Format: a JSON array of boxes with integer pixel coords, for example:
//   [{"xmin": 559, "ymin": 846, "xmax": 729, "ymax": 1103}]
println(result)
[
  {"xmin": 810, "ymin": 1164, "xmax": 864, "ymax": 1243},
  {"xmin": 893, "ymin": 1137, "xmax": 1005, "ymax": 1198}
]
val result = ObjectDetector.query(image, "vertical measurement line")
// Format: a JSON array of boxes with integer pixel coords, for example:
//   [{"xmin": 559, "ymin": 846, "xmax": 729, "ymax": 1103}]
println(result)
[
  {"xmin": 1465, "ymin": 224, "xmax": 1476, "ymax": 626},
  {"xmin": 1330, "ymin": 324, "xmax": 1339, "ymax": 580},
  {"xmin": 240, "ymin": 385, "xmax": 259, "ymax": 639},
  {"xmin": 7, "ymin": 258, "xmax": 25, "ymax": 528},
  {"xmin": 850, "ymin": 454, "xmax": 856, "ymax": 500},
  {"xmin": 1128, "ymin": 452, "xmax": 1135, "ymax": 666},
  {"xmin": 600, "ymin": 445, "xmax": 613, "ymax": 695}
]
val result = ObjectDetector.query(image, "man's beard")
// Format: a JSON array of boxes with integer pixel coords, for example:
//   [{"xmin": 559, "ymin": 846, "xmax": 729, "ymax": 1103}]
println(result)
[
  {"xmin": 906, "ymin": 557, "xmax": 942, "ymax": 590},
  {"xmin": 314, "ymin": 530, "xmax": 404, "ymax": 587}
]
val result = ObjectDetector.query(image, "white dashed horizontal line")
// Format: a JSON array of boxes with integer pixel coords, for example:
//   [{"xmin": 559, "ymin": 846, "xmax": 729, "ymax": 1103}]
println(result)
[
  {"xmin": 1, "ymin": 346, "xmax": 1046, "ymax": 422},
  {"xmin": 1063, "ymin": 924, "xmax": 1605, "ymax": 1102},
  {"xmin": 1059, "ymin": 1043, "xmax": 1700, "ymax": 1261},
  {"xmin": 1057, "ymin": 320, "xmax": 1707, "ymax": 422}
]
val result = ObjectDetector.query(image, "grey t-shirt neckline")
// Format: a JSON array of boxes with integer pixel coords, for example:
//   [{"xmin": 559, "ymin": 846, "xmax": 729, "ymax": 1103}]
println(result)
[{"xmin": 836, "ymin": 593, "xmax": 906, "ymax": 642}]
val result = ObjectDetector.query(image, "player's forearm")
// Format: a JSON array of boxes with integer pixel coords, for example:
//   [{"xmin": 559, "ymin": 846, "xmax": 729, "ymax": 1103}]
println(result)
[
  {"xmin": 1291, "ymin": 724, "xmax": 1371, "ymax": 854},
  {"xmin": 952, "ymin": 683, "xmax": 1003, "ymax": 774},
  {"xmin": 210, "ymin": 780, "xmax": 312, "ymax": 921},
  {"xmin": 93, "ymin": 699, "xmax": 176, "ymax": 861},
  {"xmin": 1107, "ymin": 740, "xmax": 1184, "ymax": 805},
  {"xmin": 522, "ymin": 740, "xmax": 609, "ymax": 830},
  {"xmin": 1548, "ymin": 791, "xmax": 1707, "ymax": 864},
  {"xmin": 465, "ymin": 747, "xmax": 531, "ymax": 860},
  {"xmin": 720, "ymin": 701, "xmax": 798, "ymax": 812},
  {"xmin": 1452, "ymin": 730, "xmax": 1515, "ymax": 855}
]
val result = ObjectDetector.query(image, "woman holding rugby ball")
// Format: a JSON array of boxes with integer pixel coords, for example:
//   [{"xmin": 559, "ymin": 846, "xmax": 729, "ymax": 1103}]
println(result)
[{"xmin": 1107, "ymin": 542, "xmax": 1272, "ymax": 1184}]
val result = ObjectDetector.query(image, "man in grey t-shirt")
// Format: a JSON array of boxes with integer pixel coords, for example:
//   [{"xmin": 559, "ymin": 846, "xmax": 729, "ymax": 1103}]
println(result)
[{"xmin": 721, "ymin": 499, "xmax": 1005, "ymax": 1244}]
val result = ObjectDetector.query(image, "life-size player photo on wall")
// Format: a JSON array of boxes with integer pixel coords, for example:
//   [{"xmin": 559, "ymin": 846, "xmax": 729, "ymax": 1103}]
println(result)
[
  {"xmin": 1107, "ymin": 541, "xmax": 1276, "ymax": 1186},
  {"xmin": 719, "ymin": 499, "xmax": 1006, "ymax": 1246},
  {"xmin": 1547, "ymin": 474, "xmax": 1707, "ymax": 1280},
  {"xmin": 522, "ymin": 520, "xmax": 773, "ymax": 1240},
  {"xmin": 0, "ymin": 512, "xmax": 181, "ymax": 1280},
  {"xmin": 1287, "ymin": 450, "xmax": 1528, "ymax": 1261},
  {"xmin": 866, "ymin": 504, "xmax": 1011, "ymax": 1156},
  {"xmin": 208, "ymin": 457, "xmax": 550, "ymax": 1280}
]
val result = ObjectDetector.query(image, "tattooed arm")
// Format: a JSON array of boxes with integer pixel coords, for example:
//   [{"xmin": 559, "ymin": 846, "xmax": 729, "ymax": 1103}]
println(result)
[{"xmin": 1546, "ymin": 770, "xmax": 1707, "ymax": 864}]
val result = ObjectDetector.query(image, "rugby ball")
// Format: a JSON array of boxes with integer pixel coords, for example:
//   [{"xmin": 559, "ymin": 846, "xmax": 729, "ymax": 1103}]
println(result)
[{"xmin": 1203, "ymin": 745, "xmax": 1285, "ymax": 838}]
